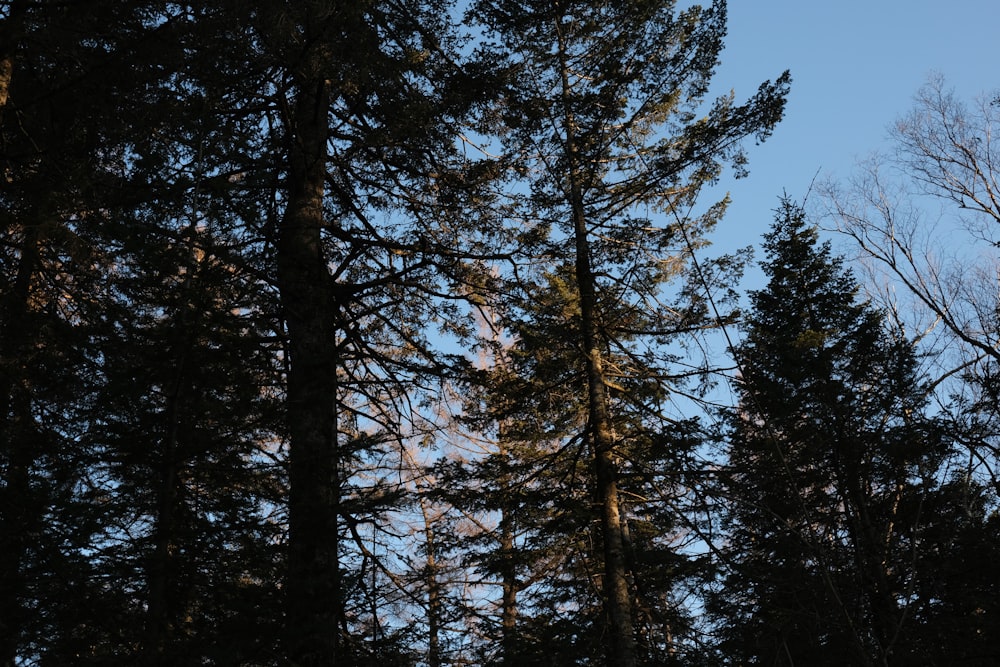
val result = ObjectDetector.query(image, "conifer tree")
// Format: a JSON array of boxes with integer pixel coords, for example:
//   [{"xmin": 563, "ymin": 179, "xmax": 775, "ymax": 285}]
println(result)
[
  {"xmin": 247, "ymin": 1, "xmax": 498, "ymax": 661},
  {"xmin": 1, "ymin": 4, "xmax": 288, "ymax": 662},
  {"xmin": 0, "ymin": 2, "xmax": 164, "ymax": 660},
  {"xmin": 466, "ymin": 1, "xmax": 788, "ymax": 663},
  {"xmin": 712, "ymin": 199, "xmax": 955, "ymax": 666},
  {"xmin": 83, "ymin": 219, "xmax": 285, "ymax": 664}
]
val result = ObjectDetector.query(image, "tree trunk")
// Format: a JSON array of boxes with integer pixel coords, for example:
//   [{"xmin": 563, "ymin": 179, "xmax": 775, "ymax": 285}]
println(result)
[
  {"xmin": 279, "ymin": 48, "xmax": 341, "ymax": 666},
  {"xmin": 499, "ymin": 488, "xmax": 519, "ymax": 663},
  {"xmin": 551, "ymin": 31, "xmax": 637, "ymax": 667},
  {"xmin": 555, "ymin": 25, "xmax": 637, "ymax": 666},
  {"xmin": 144, "ymin": 307, "xmax": 195, "ymax": 665},
  {"xmin": 144, "ymin": 400, "xmax": 181, "ymax": 666},
  {"xmin": 423, "ymin": 509, "xmax": 442, "ymax": 667},
  {"xmin": 0, "ymin": 220, "xmax": 44, "ymax": 667},
  {"xmin": 581, "ymin": 305, "xmax": 637, "ymax": 667}
]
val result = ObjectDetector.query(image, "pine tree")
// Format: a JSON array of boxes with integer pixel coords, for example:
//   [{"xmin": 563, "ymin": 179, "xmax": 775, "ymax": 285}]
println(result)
[
  {"xmin": 712, "ymin": 199, "xmax": 954, "ymax": 666},
  {"xmin": 0, "ymin": 2, "xmax": 164, "ymax": 661},
  {"xmin": 466, "ymin": 1, "xmax": 788, "ymax": 663}
]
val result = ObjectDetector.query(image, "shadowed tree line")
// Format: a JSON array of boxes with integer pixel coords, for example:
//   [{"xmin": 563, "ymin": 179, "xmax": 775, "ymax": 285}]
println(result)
[{"xmin": 0, "ymin": 1, "xmax": 997, "ymax": 665}]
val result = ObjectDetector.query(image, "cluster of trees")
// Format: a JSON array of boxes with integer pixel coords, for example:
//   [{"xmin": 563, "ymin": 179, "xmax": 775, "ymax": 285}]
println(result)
[{"xmin": 1, "ymin": 0, "xmax": 996, "ymax": 664}]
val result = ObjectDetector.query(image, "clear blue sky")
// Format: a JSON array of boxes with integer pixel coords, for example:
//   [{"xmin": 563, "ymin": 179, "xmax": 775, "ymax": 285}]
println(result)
[{"xmin": 706, "ymin": 0, "xmax": 1000, "ymax": 264}]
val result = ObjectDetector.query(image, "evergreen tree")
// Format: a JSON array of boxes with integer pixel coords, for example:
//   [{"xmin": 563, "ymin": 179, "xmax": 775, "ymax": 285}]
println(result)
[
  {"xmin": 245, "ymin": 1, "xmax": 498, "ymax": 662},
  {"xmin": 712, "ymin": 199, "xmax": 957, "ymax": 666},
  {"xmin": 0, "ymin": 2, "xmax": 164, "ymax": 661},
  {"xmin": 465, "ymin": 1, "xmax": 789, "ymax": 663},
  {"xmin": 2, "ymin": 3, "xmax": 288, "ymax": 662},
  {"xmin": 82, "ymin": 221, "xmax": 285, "ymax": 665}
]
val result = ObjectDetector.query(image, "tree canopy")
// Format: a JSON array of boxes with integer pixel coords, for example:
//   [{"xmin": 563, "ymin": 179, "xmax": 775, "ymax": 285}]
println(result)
[{"xmin": 0, "ymin": 1, "xmax": 996, "ymax": 665}]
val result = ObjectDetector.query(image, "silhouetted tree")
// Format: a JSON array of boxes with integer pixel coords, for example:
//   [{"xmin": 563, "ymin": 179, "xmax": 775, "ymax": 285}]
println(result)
[
  {"xmin": 712, "ymin": 199, "xmax": 965, "ymax": 666},
  {"xmin": 462, "ymin": 2, "xmax": 789, "ymax": 663}
]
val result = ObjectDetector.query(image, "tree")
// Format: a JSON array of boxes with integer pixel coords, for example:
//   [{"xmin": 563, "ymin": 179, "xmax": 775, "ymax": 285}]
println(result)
[
  {"xmin": 1, "ymin": 1, "xmax": 502, "ymax": 661},
  {"xmin": 711, "ymin": 199, "xmax": 967, "ymax": 666},
  {"xmin": 247, "ymin": 1, "xmax": 498, "ymax": 662},
  {"xmin": 0, "ymin": 2, "xmax": 162, "ymax": 661},
  {"xmin": 83, "ymin": 220, "xmax": 285, "ymax": 664},
  {"xmin": 467, "ymin": 1, "xmax": 789, "ymax": 664},
  {"xmin": 439, "ymin": 270, "xmax": 719, "ymax": 665},
  {"xmin": 1, "ymin": 4, "xmax": 289, "ymax": 663},
  {"xmin": 822, "ymin": 75, "xmax": 1000, "ymax": 492},
  {"xmin": 820, "ymin": 75, "xmax": 1000, "ymax": 666}
]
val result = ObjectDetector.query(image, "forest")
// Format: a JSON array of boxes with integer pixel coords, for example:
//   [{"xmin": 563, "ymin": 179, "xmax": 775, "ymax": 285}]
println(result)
[{"xmin": 2, "ymin": 1, "xmax": 999, "ymax": 665}]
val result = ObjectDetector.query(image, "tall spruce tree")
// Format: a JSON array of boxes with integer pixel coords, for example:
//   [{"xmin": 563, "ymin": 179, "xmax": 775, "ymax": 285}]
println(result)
[
  {"xmin": 711, "ymin": 199, "xmax": 957, "ymax": 666},
  {"xmin": 466, "ymin": 1, "xmax": 788, "ymax": 664}
]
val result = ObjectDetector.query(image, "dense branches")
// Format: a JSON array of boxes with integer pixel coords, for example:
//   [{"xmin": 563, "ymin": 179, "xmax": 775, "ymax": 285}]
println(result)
[
  {"xmin": 452, "ymin": 2, "xmax": 788, "ymax": 664},
  {"xmin": 822, "ymin": 74, "xmax": 1000, "ymax": 545},
  {"xmin": 713, "ymin": 199, "xmax": 1000, "ymax": 666},
  {"xmin": 3, "ymin": 2, "xmax": 998, "ymax": 666}
]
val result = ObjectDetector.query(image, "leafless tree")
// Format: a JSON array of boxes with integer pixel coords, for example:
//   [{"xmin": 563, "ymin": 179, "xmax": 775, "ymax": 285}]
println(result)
[{"xmin": 821, "ymin": 74, "xmax": 1000, "ymax": 491}]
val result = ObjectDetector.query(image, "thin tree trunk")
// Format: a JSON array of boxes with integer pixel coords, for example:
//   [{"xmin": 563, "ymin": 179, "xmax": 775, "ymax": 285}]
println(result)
[
  {"xmin": 499, "ymin": 477, "xmax": 519, "ymax": 664},
  {"xmin": 144, "ymin": 395, "xmax": 181, "ymax": 666},
  {"xmin": 584, "ymin": 332, "xmax": 637, "ymax": 667},
  {"xmin": 145, "ymin": 292, "xmax": 198, "ymax": 664},
  {"xmin": 555, "ymin": 21, "xmax": 637, "ymax": 667},
  {"xmin": 422, "ymin": 506, "xmax": 442, "ymax": 667},
  {"xmin": 487, "ymin": 321, "xmax": 520, "ymax": 663},
  {"xmin": 144, "ymin": 514, "xmax": 174, "ymax": 660}
]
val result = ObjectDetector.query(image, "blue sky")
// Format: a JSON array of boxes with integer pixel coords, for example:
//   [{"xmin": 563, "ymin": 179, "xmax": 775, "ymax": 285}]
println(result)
[{"xmin": 706, "ymin": 0, "xmax": 1000, "ymax": 264}]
